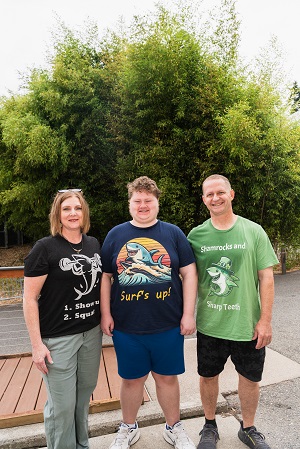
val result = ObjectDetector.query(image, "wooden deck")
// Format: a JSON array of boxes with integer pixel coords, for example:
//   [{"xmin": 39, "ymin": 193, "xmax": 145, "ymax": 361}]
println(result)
[{"xmin": 0, "ymin": 345, "xmax": 150, "ymax": 429}]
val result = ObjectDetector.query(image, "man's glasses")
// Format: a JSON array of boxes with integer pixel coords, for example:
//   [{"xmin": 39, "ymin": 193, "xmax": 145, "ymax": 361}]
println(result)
[{"xmin": 58, "ymin": 189, "xmax": 82, "ymax": 193}]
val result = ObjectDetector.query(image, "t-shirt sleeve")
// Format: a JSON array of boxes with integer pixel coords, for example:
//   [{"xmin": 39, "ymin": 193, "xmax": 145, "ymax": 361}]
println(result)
[
  {"xmin": 256, "ymin": 227, "xmax": 279, "ymax": 270},
  {"xmin": 176, "ymin": 227, "xmax": 196, "ymax": 268},
  {"xmin": 24, "ymin": 240, "xmax": 50, "ymax": 277},
  {"xmin": 100, "ymin": 233, "xmax": 114, "ymax": 273}
]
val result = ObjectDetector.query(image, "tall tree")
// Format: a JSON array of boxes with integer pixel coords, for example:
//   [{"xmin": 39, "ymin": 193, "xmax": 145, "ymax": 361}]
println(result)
[
  {"xmin": 110, "ymin": 5, "xmax": 244, "ymax": 233},
  {"xmin": 0, "ymin": 23, "xmax": 119, "ymax": 241},
  {"xmin": 215, "ymin": 82, "xmax": 300, "ymax": 244}
]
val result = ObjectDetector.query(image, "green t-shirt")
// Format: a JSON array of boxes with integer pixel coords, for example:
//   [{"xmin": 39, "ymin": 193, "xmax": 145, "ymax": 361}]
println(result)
[{"xmin": 187, "ymin": 216, "xmax": 278, "ymax": 341}]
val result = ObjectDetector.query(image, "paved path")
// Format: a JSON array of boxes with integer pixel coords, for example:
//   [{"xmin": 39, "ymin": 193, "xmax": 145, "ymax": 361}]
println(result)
[{"xmin": 0, "ymin": 303, "xmax": 30, "ymax": 355}]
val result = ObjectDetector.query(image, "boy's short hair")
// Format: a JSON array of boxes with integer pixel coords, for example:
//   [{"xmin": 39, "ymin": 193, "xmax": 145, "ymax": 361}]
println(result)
[{"xmin": 127, "ymin": 176, "xmax": 161, "ymax": 200}]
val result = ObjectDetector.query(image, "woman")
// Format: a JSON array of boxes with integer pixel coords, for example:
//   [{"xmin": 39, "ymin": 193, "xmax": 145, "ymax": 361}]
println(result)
[
  {"xmin": 101, "ymin": 176, "xmax": 198, "ymax": 449},
  {"xmin": 23, "ymin": 189, "xmax": 102, "ymax": 449}
]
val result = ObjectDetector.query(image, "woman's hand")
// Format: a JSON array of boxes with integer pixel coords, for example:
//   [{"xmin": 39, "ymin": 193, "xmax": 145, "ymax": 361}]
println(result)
[{"xmin": 32, "ymin": 342, "xmax": 53, "ymax": 374}]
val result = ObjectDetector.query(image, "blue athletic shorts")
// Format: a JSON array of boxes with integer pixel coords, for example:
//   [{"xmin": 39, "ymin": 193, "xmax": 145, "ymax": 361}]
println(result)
[{"xmin": 112, "ymin": 327, "xmax": 185, "ymax": 379}]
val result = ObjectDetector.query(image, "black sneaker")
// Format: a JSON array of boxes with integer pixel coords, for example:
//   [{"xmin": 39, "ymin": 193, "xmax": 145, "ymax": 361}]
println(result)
[
  {"xmin": 238, "ymin": 424, "xmax": 271, "ymax": 449},
  {"xmin": 197, "ymin": 424, "xmax": 219, "ymax": 449}
]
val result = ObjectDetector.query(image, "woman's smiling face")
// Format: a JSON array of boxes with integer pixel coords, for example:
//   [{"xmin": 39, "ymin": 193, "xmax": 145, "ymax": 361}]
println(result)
[{"xmin": 60, "ymin": 195, "xmax": 83, "ymax": 232}]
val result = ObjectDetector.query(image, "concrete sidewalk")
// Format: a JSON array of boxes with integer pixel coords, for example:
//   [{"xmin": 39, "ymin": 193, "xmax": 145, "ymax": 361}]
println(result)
[{"xmin": 1, "ymin": 337, "xmax": 300, "ymax": 449}]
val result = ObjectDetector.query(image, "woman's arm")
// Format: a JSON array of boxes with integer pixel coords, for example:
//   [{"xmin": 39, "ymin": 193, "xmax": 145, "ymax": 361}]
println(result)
[
  {"xmin": 23, "ymin": 275, "xmax": 53, "ymax": 374},
  {"xmin": 100, "ymin": 272, "xmax": 114, "ymax": 337}
]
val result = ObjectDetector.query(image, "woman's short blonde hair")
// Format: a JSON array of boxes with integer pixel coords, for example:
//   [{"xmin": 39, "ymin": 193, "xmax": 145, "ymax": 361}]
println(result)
[{"xmin": 49, "ymin": 190, "xmax": 90, "ymax": 236}]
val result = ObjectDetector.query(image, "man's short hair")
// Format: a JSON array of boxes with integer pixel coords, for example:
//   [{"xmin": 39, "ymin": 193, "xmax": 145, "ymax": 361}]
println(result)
[{"xmin": 202, "ymin": 174, "xmax": 232, "ymax": 193}]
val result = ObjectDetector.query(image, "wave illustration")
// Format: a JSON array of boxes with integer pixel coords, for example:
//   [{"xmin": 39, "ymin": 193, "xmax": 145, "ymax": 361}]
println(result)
[{"xmin": 119, "ymin": 262, "xmax": 171, "ymax": 286}]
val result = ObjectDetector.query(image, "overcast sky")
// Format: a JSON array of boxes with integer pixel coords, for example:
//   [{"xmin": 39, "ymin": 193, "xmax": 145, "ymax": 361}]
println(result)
[{"xmin": 1, "ymin": 0, "xmax": 299, "ymax": 96}]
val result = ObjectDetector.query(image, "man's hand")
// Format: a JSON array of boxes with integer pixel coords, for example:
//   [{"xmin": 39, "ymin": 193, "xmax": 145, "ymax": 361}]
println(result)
[
  {"xmin": 180, "ymin": 314, "xmax": 196, "ymax": 335},
  {"xmin": 253, "ymin": 319, "xmax": 272, "ymax": 349},
  {"xmin": 101, "ymin": 314, "xmax": 115, "ymax": 337}
]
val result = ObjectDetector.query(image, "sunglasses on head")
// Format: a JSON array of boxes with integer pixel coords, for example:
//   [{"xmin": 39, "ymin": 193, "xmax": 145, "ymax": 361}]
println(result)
[{"xmin": 58, "ymin": 189, "xmax": 82, "ymax": 193}]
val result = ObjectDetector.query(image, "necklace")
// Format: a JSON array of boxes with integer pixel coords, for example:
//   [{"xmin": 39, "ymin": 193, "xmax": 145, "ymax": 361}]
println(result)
[{"xmin": 63, "ymin": 236, "xmax": 83, "ymax": 254}]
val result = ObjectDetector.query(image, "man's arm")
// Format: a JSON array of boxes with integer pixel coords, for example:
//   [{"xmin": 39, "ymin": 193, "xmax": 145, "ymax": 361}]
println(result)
[
  {"xmin": 253, "ymin": 266, "xmax": 275, "ymax": 349},
  {"xmin": 179, "ymin": 262, "xmax": 198, "ymax": 335}
]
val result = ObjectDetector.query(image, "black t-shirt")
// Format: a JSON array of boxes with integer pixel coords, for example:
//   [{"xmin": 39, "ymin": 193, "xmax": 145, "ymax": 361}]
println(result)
[{"xmin": 24, "ymin": 234, "xmax": 102, "ymax": 338}]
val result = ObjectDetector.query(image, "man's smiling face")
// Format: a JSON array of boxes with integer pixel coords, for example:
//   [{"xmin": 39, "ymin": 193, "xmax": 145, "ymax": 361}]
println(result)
[{"xmin": 202, "ymin": 178, "xmax": 234, "ymax": 217}]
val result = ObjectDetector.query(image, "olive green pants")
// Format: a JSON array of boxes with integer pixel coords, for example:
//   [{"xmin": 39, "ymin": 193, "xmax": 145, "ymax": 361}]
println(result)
[{"xmin": 42, "ymin": 326, "xmax": 102, "ymax": 449}]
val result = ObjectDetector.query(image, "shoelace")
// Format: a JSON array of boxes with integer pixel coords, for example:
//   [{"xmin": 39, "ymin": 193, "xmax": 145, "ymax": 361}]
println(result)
[
  {"xmin": 247, "ymin": 428, "xmax": 266, "ymax": 443},
  {"xmin": 200, "ymin": 425, "xmax": 219, "ymax": 442},
  {"xmin": 113, "ymin": 425, "xmax": 134, "ymax": 446},
  {"xmin": 171, "ymin": 425, "xmax": 193, "ymax": 448}
]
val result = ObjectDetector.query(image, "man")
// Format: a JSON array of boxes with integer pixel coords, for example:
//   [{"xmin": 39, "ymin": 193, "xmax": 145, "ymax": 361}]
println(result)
[
  {"xmin": 101, "ymin": 176, "xmax": 198, "ymax": 449},
  {"xmin": 188, "ymin": 174, "xmax": 278, "ymax": 449}
]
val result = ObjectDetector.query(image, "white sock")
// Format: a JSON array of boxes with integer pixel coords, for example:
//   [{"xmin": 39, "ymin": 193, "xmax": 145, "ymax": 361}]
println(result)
[{"xmin": 123, "ymin": 422, "xmax": 137, "ymax": 429}]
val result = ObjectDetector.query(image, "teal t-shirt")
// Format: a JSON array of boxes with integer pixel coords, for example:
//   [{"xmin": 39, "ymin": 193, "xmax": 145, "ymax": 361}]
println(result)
[{"xmin": 187, "ymin": 216, "xmax": 278, "ymax": 341}]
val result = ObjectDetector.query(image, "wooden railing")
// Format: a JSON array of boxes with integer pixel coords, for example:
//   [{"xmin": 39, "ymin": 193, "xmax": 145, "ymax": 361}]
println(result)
[{"xmin": 0, "ymin": 266, "xmax": 24, "ymax": 278}]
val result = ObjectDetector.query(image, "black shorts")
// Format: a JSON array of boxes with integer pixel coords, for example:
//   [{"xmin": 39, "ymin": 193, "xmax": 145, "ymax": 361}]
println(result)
[{"xmin": 197, "ymin": 332, "xmax": 265, "ymax": 382}]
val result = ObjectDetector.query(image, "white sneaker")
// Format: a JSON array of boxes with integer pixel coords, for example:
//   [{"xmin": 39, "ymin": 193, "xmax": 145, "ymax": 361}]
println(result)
[
  {"xmin": 163, "ymin": 421, "xmax": 196, "ymax": 449},
  {"xmin": 109, "ymin": 422, "xmax": 140, "ymax": 449}
]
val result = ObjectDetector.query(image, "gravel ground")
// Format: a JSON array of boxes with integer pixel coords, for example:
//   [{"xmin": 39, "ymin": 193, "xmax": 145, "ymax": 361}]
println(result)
[
  {"xmin": 269, "ymin": 271, "xmax": 300, "ymax": 364},
  {"xmin": 226, "ymin": 378, "xmax": 300, "ymax": 449}
]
